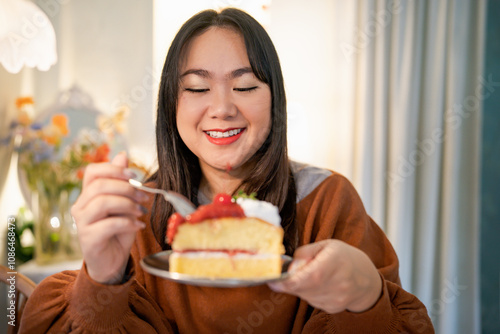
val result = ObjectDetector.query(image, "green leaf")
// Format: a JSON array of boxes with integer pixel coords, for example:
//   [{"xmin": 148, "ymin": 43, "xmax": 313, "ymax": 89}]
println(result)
[{"xmin": 233, "ymin": 190, "xmax": 257, "ymax": 200}]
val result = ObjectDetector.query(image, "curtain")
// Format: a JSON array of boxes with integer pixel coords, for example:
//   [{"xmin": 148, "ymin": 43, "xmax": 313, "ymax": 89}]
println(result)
[{"xmin": 331, "ymin": 0, "xmax": 485, "ymax": 332}]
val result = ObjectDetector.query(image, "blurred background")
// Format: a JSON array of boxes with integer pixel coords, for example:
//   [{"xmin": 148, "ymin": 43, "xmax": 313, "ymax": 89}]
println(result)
[{"xmin": 0, "ymin": 0, "xmax": 498, "ymax": 333}]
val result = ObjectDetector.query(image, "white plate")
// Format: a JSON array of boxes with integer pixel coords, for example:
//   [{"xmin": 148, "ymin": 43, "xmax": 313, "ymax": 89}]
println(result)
[{"xmin": 140, "ymin": 250, "xmax": 292, "ymax": 288}]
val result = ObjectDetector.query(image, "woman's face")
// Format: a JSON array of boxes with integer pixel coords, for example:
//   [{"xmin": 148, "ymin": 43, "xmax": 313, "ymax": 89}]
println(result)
[{"xmin": 176, "ymin": 27, "xmax": 272, "ymax": 175}]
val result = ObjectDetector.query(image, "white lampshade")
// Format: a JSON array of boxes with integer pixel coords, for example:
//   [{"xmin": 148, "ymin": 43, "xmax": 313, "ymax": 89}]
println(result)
[{"xmin": 0, "ymin": 0, "xmax": 57, "ymax": 73}]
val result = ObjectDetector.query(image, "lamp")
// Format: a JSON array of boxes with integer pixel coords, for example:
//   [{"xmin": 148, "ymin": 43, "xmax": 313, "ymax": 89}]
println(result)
[{"xmin": 0, "ymin": 0, "xmax": 57, "ymax": 73}]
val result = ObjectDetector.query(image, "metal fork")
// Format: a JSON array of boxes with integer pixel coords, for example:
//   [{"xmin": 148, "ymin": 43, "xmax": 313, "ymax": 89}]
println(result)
[{"xmin": 128, "ymin": 179, "xmax": 196, "ymax": 216}]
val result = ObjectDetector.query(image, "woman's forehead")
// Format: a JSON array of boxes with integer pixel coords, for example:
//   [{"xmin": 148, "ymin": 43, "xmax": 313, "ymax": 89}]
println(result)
[{"xmin": 179, "ymin": 27, "xmax": 250, "ymax": 74}]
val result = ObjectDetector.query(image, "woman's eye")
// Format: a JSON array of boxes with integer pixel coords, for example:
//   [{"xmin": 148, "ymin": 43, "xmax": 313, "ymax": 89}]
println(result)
[
  {"xmin": 185, "ymin": 88, "xmax": 209, "ymax": 93},
  {"xmin": 234, "ymin": 86, "xmax": 258, "ymax": 92}
]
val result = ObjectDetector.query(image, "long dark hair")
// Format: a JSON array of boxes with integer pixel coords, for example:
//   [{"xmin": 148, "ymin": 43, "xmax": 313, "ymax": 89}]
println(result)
[{"xmin": 148, "ymin": 8, "xmax": 297, "ymax": 255}]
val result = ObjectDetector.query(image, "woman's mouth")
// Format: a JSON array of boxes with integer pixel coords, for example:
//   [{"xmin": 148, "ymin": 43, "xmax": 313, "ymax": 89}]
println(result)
[{"xmin": 204, "ymin": 128, "xmax": 244, "ymax": 145}]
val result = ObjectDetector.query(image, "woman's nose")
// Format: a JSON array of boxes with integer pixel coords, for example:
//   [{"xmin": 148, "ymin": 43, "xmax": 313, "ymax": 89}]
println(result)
[{"xmin": 207, "ymin": 88, "xmax": 237, "ymax": 119}]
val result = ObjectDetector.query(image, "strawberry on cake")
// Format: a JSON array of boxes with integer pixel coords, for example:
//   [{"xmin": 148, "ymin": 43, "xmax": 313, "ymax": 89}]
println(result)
[{"xmin": 166, "ymin": 193, "xmax": 285, "ymax": 279}]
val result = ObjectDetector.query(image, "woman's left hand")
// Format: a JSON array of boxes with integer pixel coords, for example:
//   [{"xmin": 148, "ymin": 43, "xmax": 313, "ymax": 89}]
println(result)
[{"xmin": 268, "ymin": 239, "xmax": 382, "ymax": 314}]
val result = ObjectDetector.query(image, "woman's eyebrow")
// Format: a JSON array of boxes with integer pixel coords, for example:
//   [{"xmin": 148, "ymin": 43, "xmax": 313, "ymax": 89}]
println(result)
[
  {"xmin": 180, "ymin": 67, "xmax": 253, "ymax": 79},
  {"xmin": 181, "ymin": 69, "xmax": 210, "ymax": 78},
  {"xmin": 227, "ymin": 67, "xmax": 253, "ymax": 79}
]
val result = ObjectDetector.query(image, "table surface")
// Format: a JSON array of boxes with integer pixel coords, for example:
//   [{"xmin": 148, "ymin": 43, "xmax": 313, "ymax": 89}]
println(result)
[{"xmin": 18, "ymin": 259, "xmax": 83, "ymax": 284}]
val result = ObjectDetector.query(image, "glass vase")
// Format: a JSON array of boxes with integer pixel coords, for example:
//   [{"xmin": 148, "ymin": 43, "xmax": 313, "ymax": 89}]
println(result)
[{"xmin": 31, "ymin": 187, "xmax": 81, "ymax": 265}]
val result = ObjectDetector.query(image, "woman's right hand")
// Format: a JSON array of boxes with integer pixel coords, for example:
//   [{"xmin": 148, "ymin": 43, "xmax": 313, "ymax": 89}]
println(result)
[{"xmin": 70, "ymin": 152, "xmax": 148, "ymax": 284}]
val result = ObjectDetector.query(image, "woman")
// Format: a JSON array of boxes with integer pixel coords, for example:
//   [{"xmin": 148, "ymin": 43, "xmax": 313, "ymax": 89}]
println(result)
[{"xmin": 20, "ymin": 8, "xmax": 434, "ymax": 333}]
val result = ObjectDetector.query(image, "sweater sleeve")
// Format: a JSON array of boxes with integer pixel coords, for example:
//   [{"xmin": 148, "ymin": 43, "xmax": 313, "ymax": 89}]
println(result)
[
  {"xmin": 301, "ymin": 276, "xmax": 434, "ymax": 333},
  {"xmin": 296, "ymin": 173, "xmax": 434, "ymax": 333},
  {"xmin": 18, "ymin": 260, "xmax": 174, "ymax": 334}
]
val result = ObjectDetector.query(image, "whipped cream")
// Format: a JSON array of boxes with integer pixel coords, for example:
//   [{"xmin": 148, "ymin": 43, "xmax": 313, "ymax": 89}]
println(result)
[{"xmin": 236, "ymin": 198, "xmax": 281, "ymax": 227}]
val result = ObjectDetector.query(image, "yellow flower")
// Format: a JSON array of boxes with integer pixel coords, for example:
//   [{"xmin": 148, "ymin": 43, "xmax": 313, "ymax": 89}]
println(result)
[
  {"xmin": 15, "ymin": 96, "xmax": 35, "ymax": 126},
  {"xmin": 97, "ymin": 106, "xmax": 129, "ymax": 137},
  {"xmin": 15, "ymin": 97, "xmax": 34, "ymax": 109},
  {"xmin": 52, "ymin": 114, "xmax": 69, "ymax": 135},
  {"xmin": 42, "ymin": 114, "xmax": 69, "ymax": 145}
]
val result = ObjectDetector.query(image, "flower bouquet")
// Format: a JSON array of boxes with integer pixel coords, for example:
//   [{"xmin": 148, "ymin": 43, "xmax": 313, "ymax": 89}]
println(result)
[{"xmin": 3, "ymin": 96, "xmax": 133, "ymax": 264}]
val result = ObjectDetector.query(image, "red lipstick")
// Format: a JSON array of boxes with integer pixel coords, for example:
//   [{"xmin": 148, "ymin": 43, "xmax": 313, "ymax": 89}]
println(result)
[{"xmin": 204, "ymin": 128, "xmax": 245, "ymax": 145}]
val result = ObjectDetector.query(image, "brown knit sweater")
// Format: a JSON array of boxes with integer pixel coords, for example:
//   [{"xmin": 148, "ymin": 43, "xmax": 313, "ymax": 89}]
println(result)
[{"xmin": 19, "ymin": 172, "xmax": 434, "ymax": 333}]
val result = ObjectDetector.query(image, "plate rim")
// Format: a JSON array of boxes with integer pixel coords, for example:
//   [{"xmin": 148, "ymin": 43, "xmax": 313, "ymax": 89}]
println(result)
[{"xmin": 140, "ymin": 250, "xmax": 292, "ymax": 288}]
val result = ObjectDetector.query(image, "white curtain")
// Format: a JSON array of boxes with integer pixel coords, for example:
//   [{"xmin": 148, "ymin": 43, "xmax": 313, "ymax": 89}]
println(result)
[{"xmin": 330, "ymin": 0, "xmax": 484, "ymax": 332}]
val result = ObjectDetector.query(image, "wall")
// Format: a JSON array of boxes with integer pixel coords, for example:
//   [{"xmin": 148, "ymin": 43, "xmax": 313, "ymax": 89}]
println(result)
[
  {"xmin": 0, "ymin": 66, "xmax": 24, "ymax": 334},
  {"xmin": 481, "ymin": 0, "xmax": 500, "ymax": 332},
  {"xmin": 0, "ymin": 0, "xmax": 155, "ymax": 227},
  {"xmin": 268, "ymin": 0, "xmax": 342, "ymax": 172},
  {"xmin": 43, "ymin": 0, "xmax": 156, "ymax": 165},
  {"xmin": 0, "ymin": 1, "xmax": 154, "ymax": 332}
]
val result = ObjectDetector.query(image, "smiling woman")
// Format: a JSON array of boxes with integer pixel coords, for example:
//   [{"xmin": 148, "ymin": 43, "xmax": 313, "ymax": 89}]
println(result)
[{"xmin": 18, "ymin": 8, "xmax": 434, "ymax": 334}]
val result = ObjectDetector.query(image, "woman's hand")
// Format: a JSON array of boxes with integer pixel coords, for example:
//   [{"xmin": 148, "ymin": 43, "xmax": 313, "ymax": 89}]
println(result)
[
  {"xmin": 70, "ymin": 152, "xmax": 148, "ymax": 284},
  {"xmin": 268, "ymin": 239, "xmax": 382, "ymax": 314}
]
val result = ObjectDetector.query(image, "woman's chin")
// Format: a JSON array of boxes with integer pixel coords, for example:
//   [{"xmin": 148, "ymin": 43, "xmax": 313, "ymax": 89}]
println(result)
[
  {"xmin": 199, "ymin": 150, "xmax": 258, "ymax": 175},
  {"xmin": 200, "ymin": 158, "xmax": 244, "ymax": 174}
]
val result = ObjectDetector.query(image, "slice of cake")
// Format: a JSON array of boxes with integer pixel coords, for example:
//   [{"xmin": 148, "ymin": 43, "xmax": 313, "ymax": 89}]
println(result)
[{"xmin": 166, "ymin": 193, "xmax": 285, "ymax": 279}]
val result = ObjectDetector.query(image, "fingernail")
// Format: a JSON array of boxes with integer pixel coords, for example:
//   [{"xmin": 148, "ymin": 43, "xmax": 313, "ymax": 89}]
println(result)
[
  {"xmin": 139, "ymin": 205, "xmax": 149, "ymax": 215},
  {"xmin": 124, "ymin": 168, "xmax": 137, "ymax": 179},
  {"xmin": 268, "ymin": 282, "xmax": 284, "ymax": 292},
  {"xmin": 135, "ymin": 204, "xmax": 148, "ymax": 215},
  {"xmin": 136, "ymin": 191, "xmax": 149, "ymax": 201},
  {"xmin": 289, "ymin": 259, "xmax": 307, "ymax": 273},
  {"xmin": 135, "ymin": 220, "xmax": 146, "ymax": 228}
]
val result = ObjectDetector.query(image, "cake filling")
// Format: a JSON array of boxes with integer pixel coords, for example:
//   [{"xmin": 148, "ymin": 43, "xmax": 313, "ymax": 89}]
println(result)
[{"xmin": 176, "ymin": 249, "xmax": 257, "ymax": 256}]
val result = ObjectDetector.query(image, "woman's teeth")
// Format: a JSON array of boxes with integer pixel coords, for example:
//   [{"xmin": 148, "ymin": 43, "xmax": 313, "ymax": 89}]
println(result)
[{"xmin": 206, "ymin": 128, "xmax": 242, "ymax": 138}]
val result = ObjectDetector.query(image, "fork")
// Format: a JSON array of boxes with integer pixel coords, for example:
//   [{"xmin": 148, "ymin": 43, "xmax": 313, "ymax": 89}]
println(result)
[{"xmin": 128, "ymin": 179, "xmax": 196, "ymax": 216}]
